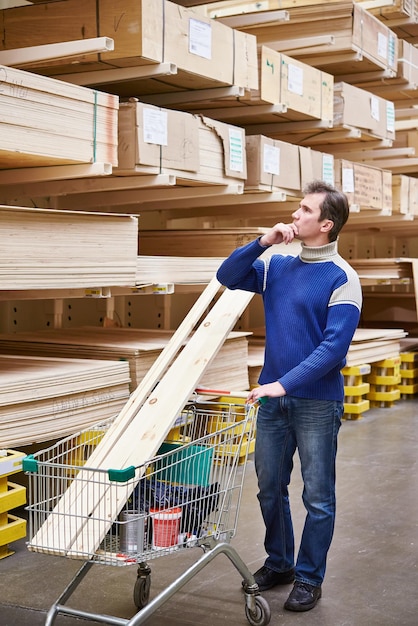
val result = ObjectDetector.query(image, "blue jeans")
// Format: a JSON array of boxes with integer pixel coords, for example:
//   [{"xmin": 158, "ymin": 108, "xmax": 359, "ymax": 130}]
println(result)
[{"xmin": 254, "ymin": 395, "xmax": 343, "ymax": 587}]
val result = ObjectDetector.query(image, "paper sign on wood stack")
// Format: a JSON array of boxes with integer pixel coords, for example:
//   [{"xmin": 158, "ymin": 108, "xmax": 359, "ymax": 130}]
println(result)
[
  {"xmin": 243, "ymin": 47, "xmax": 334, "ymax": 124},
  {"xmin": 116, "ymin": 100, "xmax": 247, "ymax": 184},
  {"xmin": 334, "ymin": 159, "xmax": 392, "ymax": 213},
  {"xmin": 333, "ymin": 82, "xmax": 395, "ymax": 143}
]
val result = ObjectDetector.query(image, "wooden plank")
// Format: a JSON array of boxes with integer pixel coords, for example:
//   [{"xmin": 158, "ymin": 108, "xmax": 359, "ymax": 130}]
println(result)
[
  {"xmin": 67, "ymin": 286, "xmax": 254, "ymax": 558},
  {"xmin": 29, "ymin": 277, "xmax": 222, "ymax": 553},
  {"xmin": 31, "ymin": 284, "xmax": 254, "ymax": 557}
]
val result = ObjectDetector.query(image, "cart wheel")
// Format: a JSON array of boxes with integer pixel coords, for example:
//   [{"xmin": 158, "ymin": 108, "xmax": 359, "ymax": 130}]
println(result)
[
  {"xmin": 133, "ymin": 572, "xmax": 151, "ymax": 610},
  {"xmin": 245, "ymin": 595, "xmax": 271, "ymax": 626}
]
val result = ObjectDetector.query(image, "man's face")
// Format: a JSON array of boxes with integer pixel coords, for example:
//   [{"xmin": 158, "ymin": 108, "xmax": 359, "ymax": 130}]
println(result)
[{"xmin": 291, "ymin": 192, "xmax": 332, "ymax": 245}]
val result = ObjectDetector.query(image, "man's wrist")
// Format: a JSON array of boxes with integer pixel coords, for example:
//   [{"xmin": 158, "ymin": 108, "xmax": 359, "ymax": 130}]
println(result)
[{"xmin": 258, "ymin": 235, "xmax": 270, "ymax": 248}]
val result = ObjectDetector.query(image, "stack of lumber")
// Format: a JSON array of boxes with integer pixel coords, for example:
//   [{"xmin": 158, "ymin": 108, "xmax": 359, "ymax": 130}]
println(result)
[
  {"xmin": 351, "ymin": 257, "xmax": 416, "ymax": 281},
  {"xmin": 0, "ymin": 355, "xmax": 131, "ymax": 448},
  {"xmin": 391, "ymin": 175, "xmax": 418, "ymax": 216},
  {"xmin": 0, "ymin": 0, "xmax": 258, "ymax": 93},
  {"xmin": 334, "ymin": 159, "xmax": 393, "ymax": 213},
  {"xmin": 0, "ymin": 327, "xmax": 251, "ymax": 393},
  {"xmin": 217, "ymin": 1, "xmax": 398, "ymax": 78},
  {"xmin": 366, "ymin": 0, "xmax": 418, "ymax": 41},
  {"xmin": 247, "ymin": 327, "xmax": 408, "ymax": 378},
  {"xmin": 346, "ymin": 327, "xmax": 408, "ymax": 365},
  {"xmin": 0, "ymin": 64, "xmax": 118, "ymax": 171},
  {"xmin": 245, "ymin": 135, "xmax": 307, "ymax": 195},
  {"xmin": 0, "ymin": 206, "xmax": 138, "ymax": 290},
  {"xmin": 163, "ymin": 47, "xmax": 334, "ymax": 128},
  {"xmin": 271, "ymin": 81, "xmax": 396, "ymax": 148},
  {"xmin": 351, "ymin": 39, "xmax": 418, "ymax": 95},
  {"xmin": 136, "ymin": 255, "xmax": 224, "ymax": 284},
  {"xmin": 116, "ymin": 100, "xmax": 247, "ymax": 184}
]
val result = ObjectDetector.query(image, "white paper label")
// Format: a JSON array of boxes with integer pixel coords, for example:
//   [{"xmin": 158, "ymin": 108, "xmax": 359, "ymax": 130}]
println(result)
[
  {"xmin": 189, "ymin": 18, "xmax": 212, "ymax": 60},
  {"xmin": 143, "ymin": 108, "xmax": 168, "ymax": 146},
  {"xmin": 386, "ymin": 101, "xmax": 395, "ymax": 133},
  {"xmin": 229, "ymin": 129, "xmax": 244, "ymax": 172},
  {"xmin": 263, "ymin": 144, "xmax": 280, "ymax": 175},
  {"xmin": 377, "ymin": 32, "xmax": 388, "ymax": 60},
  {"xmin": 322, "ymin": 154, "xmax": 334, "ymax": 186},
  {"xmin": 342, "ymin": 167, "xmax": 355, "ymax": 193},
  {"xmin": 288, "ymin": 64, "xmax": 303, "ymax": 96},
  {"xmin": 370, "ymin": 96, "xmax": 380, "ymax": 122}
]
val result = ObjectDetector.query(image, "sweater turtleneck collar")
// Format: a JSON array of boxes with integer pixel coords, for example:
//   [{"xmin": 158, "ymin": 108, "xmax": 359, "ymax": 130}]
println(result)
[{"xmin": 299, "ymin": 240, "xmax": 338, "ymax": 262}]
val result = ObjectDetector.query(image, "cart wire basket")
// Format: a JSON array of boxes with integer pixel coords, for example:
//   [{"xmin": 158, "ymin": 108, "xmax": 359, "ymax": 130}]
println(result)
[{"xmin": 23, "ymin": 397, "xmax": 271, "ymax": 626}]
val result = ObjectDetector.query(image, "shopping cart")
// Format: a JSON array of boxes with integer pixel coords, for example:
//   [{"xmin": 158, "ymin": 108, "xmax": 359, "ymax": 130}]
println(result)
[{"xmin": 23, "ymin": 397, "xmax": 271, "ymax": 626}]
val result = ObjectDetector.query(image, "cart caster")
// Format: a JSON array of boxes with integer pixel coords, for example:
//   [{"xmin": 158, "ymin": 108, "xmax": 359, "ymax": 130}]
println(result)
[
  {"xmin": 245, "ymin": 594, "xmax": 271, "ymax": 626},
  {"xmin": 133, "ymin": 565, "xmax": 151, "ymax": 610}
]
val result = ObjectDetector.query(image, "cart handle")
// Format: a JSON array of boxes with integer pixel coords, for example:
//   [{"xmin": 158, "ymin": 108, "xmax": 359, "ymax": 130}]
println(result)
[
  {"xmin": 194, "ymin": 387, "xmax": 249, "ymax": 399},
  {"xmin": 195, "ymin": 387, "xmax": 268, "ymax": 405}
]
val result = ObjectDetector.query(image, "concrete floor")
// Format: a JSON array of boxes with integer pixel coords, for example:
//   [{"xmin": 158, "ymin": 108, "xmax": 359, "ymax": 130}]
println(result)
[{"xmin": 1, "ymin": 400, "xmax": 418, "ymax": 626}]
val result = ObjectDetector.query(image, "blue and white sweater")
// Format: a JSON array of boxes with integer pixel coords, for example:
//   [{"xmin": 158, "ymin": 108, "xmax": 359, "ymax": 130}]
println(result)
[{"xmin": 216, "ymin": 238, "xmax": 362, "ymax": 401}]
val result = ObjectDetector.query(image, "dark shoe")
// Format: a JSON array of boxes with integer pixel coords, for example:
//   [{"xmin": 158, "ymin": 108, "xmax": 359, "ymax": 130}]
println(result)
[
  {"xmin": 284, "ymin": 581, "xmax": 322, "ymax": 612},
  {"xmin": 243, "ymin": 565, "xmax": 295, "ymax": 592}
]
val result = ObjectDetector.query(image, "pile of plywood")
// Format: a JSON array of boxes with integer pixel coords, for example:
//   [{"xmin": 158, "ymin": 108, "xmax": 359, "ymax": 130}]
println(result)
[
  {"xmin": 333, "ymin": 159, "xmax": 393, "ymax": 213},
  {"xmin": 0, "ymin": 206, "xmax": 138, "ymax": 290},
  {"xmin": 116, "ymin": 100, "xmax": 247, "ymax": 185},
  {"xmin": 0, "ymin": 0, "xmax": 258, "ymax": 93},
  {"xmin": 346, "ymin": 328, "xmax": 408, "ymax": 365},
  {"xmin": 0, "ymin": 327, "xmax": 251, "ymax": 393},
  {"xmin": 247, "ymin": 327, "xmax": 408, "ymax": 374},
  {"xmin": 0, "ymin": 355, "xmax": 131, "ymax": 448},
  {"xmin": 273, "ymin": 81, "xmax": 396, "ymax": 149},
  {"xmin": 0, "ymin": 64, "xmax": 118, "ymax": 171},
  {"xmin": 218, "ymin": 1, "xmax": 398, "ymax": 77},
  {"xmin": 166, "ymin": 46, "xmax": 334, "ymax": 128}
]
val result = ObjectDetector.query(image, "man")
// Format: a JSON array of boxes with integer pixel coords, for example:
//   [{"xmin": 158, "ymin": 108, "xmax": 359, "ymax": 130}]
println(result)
[{"xmin": 216, "ymin": 180, "xmax": 362, "ymax": 612}]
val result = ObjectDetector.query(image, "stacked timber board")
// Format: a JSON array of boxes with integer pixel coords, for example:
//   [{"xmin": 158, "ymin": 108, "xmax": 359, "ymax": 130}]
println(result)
[
  {"xmin": 116, "ymin": 100, "xmax": 247, "ymax": 184},
  {"xmin": 218, "ymin": 1, "xmax": 398, "ymax": 77},
  {"xmin": 0, "ymin": 0, "xmax": 258, "ymax": 93},
  {"xmin": 0, "ymin": 64, "xmax": 118, "ymax": 170},
  {"xmin": 346, "ymin": 327, "xmax": 408, "ymax": 366},
  {"xmin": 0, "ymin": 206, "xmax": 138, "ymax": 290},
  {"xmin": 0, "ymin": 327, "xmax": 251, "ymax": 393},
  {"xmin": 0, "ymin": 355, "xmax": 131, "ymax": 448},
  {"xmin": 170, "ymin": 46, "xmax": 334, "ymax": 127},
  {"xmin": 245, "ymin": 137, "xmax": 334, "ymax": 195},
  {"xmin": 247, "ymin": 327, "xmax": 408, "ymax": 375},
  {"xmin": 334, "ymin": 159, "xmax": 393, "ymax": 213}
]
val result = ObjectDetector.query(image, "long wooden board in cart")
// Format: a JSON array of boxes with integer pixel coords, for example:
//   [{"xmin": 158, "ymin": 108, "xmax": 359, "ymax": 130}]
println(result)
[{"xmin": 29, "ymin": 278, "xmax": 254, "ymax": 558}]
